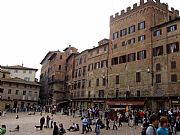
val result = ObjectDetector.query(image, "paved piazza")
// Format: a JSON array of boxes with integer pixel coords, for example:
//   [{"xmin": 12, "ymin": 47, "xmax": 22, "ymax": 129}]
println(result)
[{"xmin": 0, "ymin": 112, "xmax": 141, "ymax": 135}]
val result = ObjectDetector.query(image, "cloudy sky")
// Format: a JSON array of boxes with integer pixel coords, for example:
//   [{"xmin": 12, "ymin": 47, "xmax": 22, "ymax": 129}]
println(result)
[{"xmin": 0, "ymin": 0, "xmax": 179, "ymax": 78}]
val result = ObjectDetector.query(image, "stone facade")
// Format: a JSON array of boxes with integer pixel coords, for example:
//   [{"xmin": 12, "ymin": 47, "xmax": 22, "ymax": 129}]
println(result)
[
  {"xmin": 40, "ymin": 0, "xmax": 180, "ymax": 111},
  {"xmin": 108, "ymin": 0, "xmax": 180, "ymax": 111},
  {"xmin": 0, "ymin": 69, "xmax": 40, "ymax": 111},
  {"xmin": 40, "ymin": 46, "xmax": 78, "ymax": 105},
  {"xmin": 1, "ymin": 65, "xmax": 38, "ymax": 82}
]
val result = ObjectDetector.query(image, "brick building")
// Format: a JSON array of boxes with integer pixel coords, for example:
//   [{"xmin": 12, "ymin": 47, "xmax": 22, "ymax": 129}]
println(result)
[
  {"xmin": 40, "ymin": 46, "xmax": 78, "ymax": 105},
  {"xmin": 40, "ymin": 0, "xmax": 180, "ymax": 111},
  {"xmin": 108, "ymin": 0, "xmax": 180, "ymax": 111}
]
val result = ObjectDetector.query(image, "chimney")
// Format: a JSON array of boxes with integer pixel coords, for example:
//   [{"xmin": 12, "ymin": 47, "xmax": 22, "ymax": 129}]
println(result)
[
  {"xmin": 22, "ymin": 63, "xmax": 23, "ymax": 67},
  {"xmin": 69, "ymin": 45, "xmax": 71, "ymax": 47},
  {"xmin": 140, "ymin": 0, "xmax": 144, "ymax": 5}
]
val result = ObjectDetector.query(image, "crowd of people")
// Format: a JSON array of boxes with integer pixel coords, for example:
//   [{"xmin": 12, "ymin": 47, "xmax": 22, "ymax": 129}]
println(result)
[{"xmin": 1, "ymin": 105, "xmax": 180, "ymax": 135}]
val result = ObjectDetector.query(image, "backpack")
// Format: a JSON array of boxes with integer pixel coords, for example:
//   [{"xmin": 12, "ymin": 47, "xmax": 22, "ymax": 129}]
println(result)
[
  {"xmin": 141, "ymin": 126, "xmax": 148, "ymax": 135},
  {"xmin": 142, "ymin": 125, "xmax": 157, "ymax": 135}
]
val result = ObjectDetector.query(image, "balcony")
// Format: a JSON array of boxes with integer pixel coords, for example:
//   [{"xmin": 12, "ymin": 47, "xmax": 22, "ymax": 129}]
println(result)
[{"xmin": 48, "ymin": 78, "xmax": 64, "ymax": 84}]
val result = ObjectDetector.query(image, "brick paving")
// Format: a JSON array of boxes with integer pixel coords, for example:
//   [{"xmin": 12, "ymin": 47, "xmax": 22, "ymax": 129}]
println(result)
[{"xmin": 0, "ymin": 112, "xmax": 142, "ymax": 135}]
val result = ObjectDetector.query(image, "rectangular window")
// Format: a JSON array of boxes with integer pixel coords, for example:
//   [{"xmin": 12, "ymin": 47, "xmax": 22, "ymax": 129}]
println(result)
[
  {"xmin": 137, "ymin": 50, "xmax": 146, "ymax": 60},
  {"xmin": 8, "ymin": 89, "xmax": 11, "ymax": 94},
  {"xmin": 79, "ymin": 58, "xmax": 82, "ymax": 64},
  {"xmin": 156, "ymin": 74, "xmax": 161, "ymax": 83},
  {"xmin": 78, "ymin": 81, "xmax": 81, "ymax": 89},
  {"xmin": 167, "ymin": 42, "xmax": 179, "ymax": 54},
  {"xmin": 120, "ymin": 28, "xmax": 127, "ymax": 37},
  {"xmin": 116, "ymin": 90, "xmax": 119, "ymax": 98},
  {"xmin": 75, "ymin": 70, "xmax": 78, "ymax": 78},
  {"xmin": 0, "ymin": 88, "xmax": 3, "ymax": 93},
  {"xmin": 122, "ymin": 41, "xmax": 126, "ymax": 46},
  {"xmin": 171, "ymin": 61, "xmax": 176, "ymax": 69},
  {"xmin": 28, "ymin": 91, "xmax": 32, "ymax": 96},
  {"xmin": 138, "ymin": 35, "xmax": 145, "ymax": 42},
  {"xmin": 171, "ymin": 74, "xmax": 177, "ymax": 82},
  {"xmin": 167, "ymin": 24, "xmax": 177, "ymax": 32},
  {"xmin": 153, "ymin": 46, "xmax": 163, "ymax": 56},
  {"xmin": 78, "ymin": 68, "xmax": 81, "ymax": 76},
  {"xmin": 114, "ymin": 44, "xmax": 117, "ymax": 49},
  {"xmin": 96, "ymin": 78, "xmax": 99, "ymax": 86},
  {"xmin": 128, "ymin": 38, "xmax": 135, "ymax": 45},
  {"xmin": 119, "ymin": 55, "xmax": 127, "ymax": 63},
  {"xmin": 99, "ymin": 90, "xmax": 104, "ymax": 98},
  {"xmin": 59, "ymin": 65, "xmax": 61, "ymax": 70},
  {"xmin": 113, "ymin": 32, "xmax": 119, "ymax": 40},
  {"xmin": 104, "ymin": 46, "xmax": 107, "ymax": 51},
  {"xmin": 23, "ymin": 70, "xmax": 26, "ymax": 73},
  {"xmin": 60, "ymin": 55, "xmax": 62, "ymax": 59},
  {"xmin": 128, "ymin": 53, "xmax": 136, "ymax": 62},
  {"xmin": 88, "ymin": 91, "xmax": 91, "ymax": 98},
  {"xmin": 128, "ymin": 25, "xmax": 135, "ymax": 34},
  {"xmin": 83, "ymin": 66, "xmax": 86, "ymax": 76},
  {"xmin": 88, "ymin": 80, "xmax": 91, "ymax": 87},
  {"xmin": 29, "ymin": 70, "xmax": 32, "ymax": 74},
  {"xmin": 136, "ymin": 72, "xmax": 141, "ymax": 82},
  {"xmin": 137, "ymin": 91, "xmax": 140, "ymax": 97},
  {"xmin": 16, "ymin": 90, "xmax": 19, "ymax": 95},
  {"xmin": 153, "ymin": 29, "xmax": 162, "ymax": 36},
  {"xmin": 115, "ymin": 75, "xmax": 119, "ymax": 84},
  {"xmin": 96, "ymin": 49, "xmax": 99, "ymax": 54},
  {"xmin": 111, "ymin": 57, "xmax": 118, "ymax": 65},
  {"xmin": 156, "ymin": 63, "xmax": 161, "ymax": 71},
  {"xmin": 23, "ymin": 91, "xmax": 26, "ymax": 95},
  {"xmin": 103, "ymin": 78, "xmax": 106, "ymax": 86},
  {"xmin": 138, "ymin": 21, "xmax": 145, "ymax": 30},
  {"xmin": 82, "ymin": 80, "xmax": 85, "ymax": 89}
]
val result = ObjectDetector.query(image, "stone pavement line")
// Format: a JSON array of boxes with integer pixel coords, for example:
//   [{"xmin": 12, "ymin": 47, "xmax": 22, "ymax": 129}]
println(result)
[{"xmin": 0, "ymin": 113, "xmax": 141, "ymax": 135}]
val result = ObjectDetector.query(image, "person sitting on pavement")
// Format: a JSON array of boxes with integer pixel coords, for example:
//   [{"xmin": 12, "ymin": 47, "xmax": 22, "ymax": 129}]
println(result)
[
  {"xmin": 67, "ymin": 123, "xmax": 79, "ymax": 131},
  {"xmin": 9, "ymin": 125, "xmax": 20, "ymax": 132},
  {"xmin": 0, "ymin": 125, "xmax": 6, "ymax": 135},
  {"xmin": 59, "ymin": 123, "xmax": 66, "ymax": 135}
]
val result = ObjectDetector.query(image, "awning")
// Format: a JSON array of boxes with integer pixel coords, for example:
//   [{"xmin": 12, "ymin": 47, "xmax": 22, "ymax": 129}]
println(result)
[{"xmin": 106, "ymin": 100, "xmax": 144, "ymax": 106}]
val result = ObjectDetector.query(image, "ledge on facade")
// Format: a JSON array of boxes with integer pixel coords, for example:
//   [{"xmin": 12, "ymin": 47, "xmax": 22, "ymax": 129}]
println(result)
[{"xmin": 48, "ymin": 79, "xmax": 64, "ymax": 84}]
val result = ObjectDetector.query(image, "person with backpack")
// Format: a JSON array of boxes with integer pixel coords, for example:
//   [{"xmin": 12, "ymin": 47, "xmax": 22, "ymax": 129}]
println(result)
[
  {"xmin": 146, "ymin": 114, "xmax": 159, "ymax": 135},
  {"xmin": 141, "ymin": 119, "xmax": 149, "ymax": 135},
  {"xmin": 157, "ymin": 117, "xmax": 169, "ymax": 135},
  {"xmin": 175, "ymin": 116, "xmax": 180, "ymax": 135}
]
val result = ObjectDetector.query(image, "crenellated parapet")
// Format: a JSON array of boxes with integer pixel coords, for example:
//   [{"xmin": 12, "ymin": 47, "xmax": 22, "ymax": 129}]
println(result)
[{"xmin": 110, "ymin": 0, "xmax": 179, "ymax": 23}]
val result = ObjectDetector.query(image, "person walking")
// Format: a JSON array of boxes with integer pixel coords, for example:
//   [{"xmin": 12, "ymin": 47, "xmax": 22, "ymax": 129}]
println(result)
[
  {"xmin": 118, "ymin": 113, "xmax": 122, "ymax": 127},
  {"xmin": 106, "ymin": 118, "xmax": 110, "ymax": 130},
  {"xmin": 112, "ymin": 116, "xmax": 118, "ymax": 130},
  {"xmin": 157, "ymin": 117, "xmax": 169, "ymax": 135},
  {"xmin": 50, "ymin": 114, "xmax": 54, "ymax": 128},
  {"xmin": 95, "ymin": 119, "xmax": 100, "ymax": 135},
  {"xmin": 40, "ymin": 116, "xmax": 45, "ymax": 130},
  {"xmin": 175, "ymin": 116, "xmax": 180, "ymax": 135},
  {"xmin": 53, "ymin": 122, "xmax": 58, "ymax": 135},
  {"xmin": 46, "ymin": 115, "xmax": 50, "ymax": 128},
  {"xmin": 81, "ymin": 117, "xmax": 88, "ymax": 134},
  {"xmin": 146, "ymin": 114, "xmax": 159, "ymax": 135}
]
